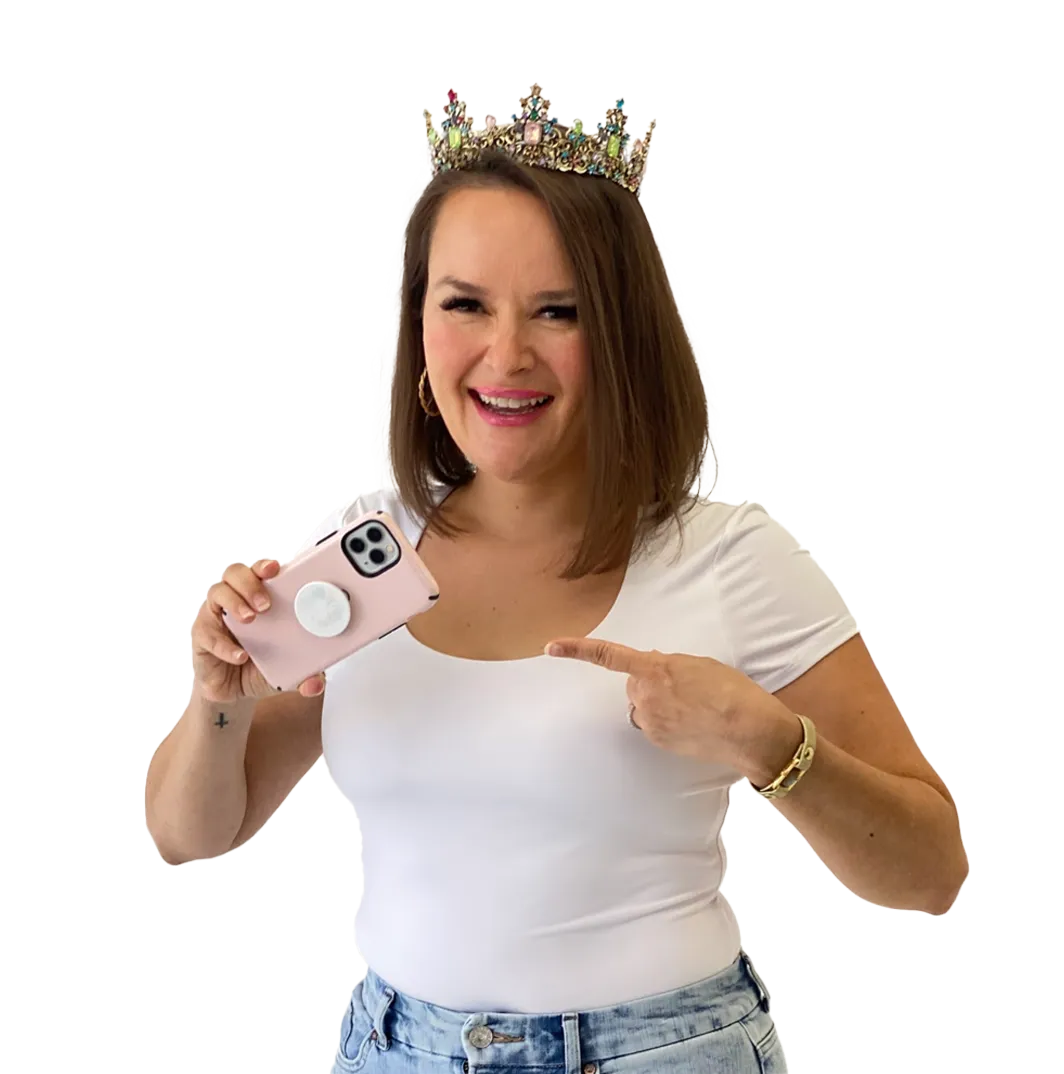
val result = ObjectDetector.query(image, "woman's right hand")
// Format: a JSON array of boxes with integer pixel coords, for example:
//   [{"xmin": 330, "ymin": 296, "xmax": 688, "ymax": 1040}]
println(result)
[{"xmin": 191, "ymin": 559, "xmax": 326, "ymax": 703}]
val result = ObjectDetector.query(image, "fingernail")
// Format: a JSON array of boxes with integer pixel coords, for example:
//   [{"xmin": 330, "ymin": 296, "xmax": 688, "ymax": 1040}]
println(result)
[{"xmin": 545, "ymin": 643, "xmax": 560, "ymax": 657}]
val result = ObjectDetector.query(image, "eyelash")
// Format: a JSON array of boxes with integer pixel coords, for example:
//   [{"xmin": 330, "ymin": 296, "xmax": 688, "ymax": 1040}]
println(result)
[{"xmin": 440, "ymin": 296, "xmax": 578, "ymax": 321}]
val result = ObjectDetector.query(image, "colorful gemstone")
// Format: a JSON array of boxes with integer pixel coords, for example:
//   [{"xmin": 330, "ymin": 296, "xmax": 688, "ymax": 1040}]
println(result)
[
  {"xmin": 448, "ymin": 89, "xmax": 457, "ymax": 103},
  {"xmin": 523, "ymin": 121, "xmax": 543, "ymax": 145},
  {"xmin": 485, "ymin": 115, "xmax": 496, "ymax": 129},
  {"xmin": 428, "ymin": 128, "xmax": 438, "ymax": 144},
  {"xmin": 633, "ymin": 139, "xmax": 643, "ymax": 153},
  {"xmin": 573, "ymin": 119, "xmax": 583, "ymax": 136},
  {"xmin": 607, "ymin": 134, "xmax": 621, "ymax": 157},
  {"xmin": 448, "ymin": 126, "xmax": 462, "ymax": 148}
]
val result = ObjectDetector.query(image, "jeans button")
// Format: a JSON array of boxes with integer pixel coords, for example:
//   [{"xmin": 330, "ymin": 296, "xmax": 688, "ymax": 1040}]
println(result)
[
  {"xmin": 468, "ymin": 1026, "xmax": 493, "ymax": 1049},
  {"xmin": 583, "ymin": 1065, "xmax": 598, "ymax": 1074},
  {"xmin": 462, "ymin": 1065, "xmax": 469, "ymax": 1073}
]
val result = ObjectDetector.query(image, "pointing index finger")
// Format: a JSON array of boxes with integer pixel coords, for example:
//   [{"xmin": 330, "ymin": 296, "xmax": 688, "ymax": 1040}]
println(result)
[{"xmin": 545, "ymin": 637, "xmax": 651, "ymax": 674}]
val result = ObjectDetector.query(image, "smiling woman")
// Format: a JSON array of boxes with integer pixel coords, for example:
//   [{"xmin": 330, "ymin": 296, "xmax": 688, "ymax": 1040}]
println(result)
[
  {"xmin": 389, "ymin": 150, "xmax": 709, "ymax": 580},
  {"xmin": 147, "ymin": 84, "xmax": 966, "ymax": 1074}
]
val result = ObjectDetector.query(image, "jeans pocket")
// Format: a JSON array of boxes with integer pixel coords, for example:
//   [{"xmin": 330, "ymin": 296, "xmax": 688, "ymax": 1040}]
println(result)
[
  {"xmin": 595, "ymin": 1020, "xmax": 767, "ymax": 1074},
  {"xmin": 334, "ymin": 985, "xmax": 378, "ymax": 1072},
  {"xmin": 738, "ymin": 1004, "xmax": 788, "ymax": 1073}
]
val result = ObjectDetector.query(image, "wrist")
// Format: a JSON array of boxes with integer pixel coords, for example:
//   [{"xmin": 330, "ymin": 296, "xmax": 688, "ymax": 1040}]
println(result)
[
  {"xmin": 739, "ymin": 706, "xmax": 806, "ymax": 789},
  {"xmin": 189, "ymin": 687, "xmax": 257, "ymax": 735}
]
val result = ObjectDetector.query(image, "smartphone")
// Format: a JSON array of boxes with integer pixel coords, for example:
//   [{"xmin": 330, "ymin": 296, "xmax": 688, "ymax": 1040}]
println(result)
[{"xmin": 223, "ymin": 510, "xmax": 439, "ymax": 692}]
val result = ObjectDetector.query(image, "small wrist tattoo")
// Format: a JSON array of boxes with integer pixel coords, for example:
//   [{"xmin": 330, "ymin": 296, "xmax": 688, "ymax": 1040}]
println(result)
[{"xmin": 214, "ymin": 712, "xmax": 229, "ymax": 729}]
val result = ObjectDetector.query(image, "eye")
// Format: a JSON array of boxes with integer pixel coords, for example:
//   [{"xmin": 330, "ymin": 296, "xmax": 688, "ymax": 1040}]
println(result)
[
  {"xmin": 441, "ymin": 296, "xmax": 481, "ymax": 313},
  {"xmin": 438, "ymin": 296, "xmax": 579, "ymax": 320}
]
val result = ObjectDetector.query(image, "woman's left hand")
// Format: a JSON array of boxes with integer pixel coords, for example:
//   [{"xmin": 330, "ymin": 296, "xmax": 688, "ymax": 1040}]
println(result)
[{"xmin": 545, "ymin": 636, "xmax": 801, "ymax": 778}]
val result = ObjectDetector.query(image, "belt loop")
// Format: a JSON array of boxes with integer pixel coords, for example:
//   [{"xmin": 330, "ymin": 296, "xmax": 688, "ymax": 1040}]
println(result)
[
  {"xmin": 562, "ymin": 1012, "xmax": 582, "ymax": 1074},
  {"xmin": 740, "ymin": 950, "xmax": 771, "ymax": 1012},
  {"xmin": 372, "ymin": 986, "xmax": 396, "ymax": 1050}
]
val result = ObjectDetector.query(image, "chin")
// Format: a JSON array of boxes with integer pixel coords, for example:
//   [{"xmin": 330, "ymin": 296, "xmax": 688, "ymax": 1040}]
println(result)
[
  {"xmin": 446, "ymin": 403, "xmax": 584, "ymax": 485},
  {"xmin": 463, "ymin": 452, "xmax": 547, "ymax": 484}
]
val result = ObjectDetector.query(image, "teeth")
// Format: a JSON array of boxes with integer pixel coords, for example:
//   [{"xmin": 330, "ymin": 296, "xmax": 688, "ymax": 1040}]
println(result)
[{"xmin": 476, "ymin": 392, "xmax": 550, "ymax": 409}]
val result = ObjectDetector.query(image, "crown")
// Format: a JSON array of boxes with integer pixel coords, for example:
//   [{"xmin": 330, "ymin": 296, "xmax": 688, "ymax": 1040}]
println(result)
[{"xmin": 423, "ymin": 84, "xmax": 656, "ymax": 197}]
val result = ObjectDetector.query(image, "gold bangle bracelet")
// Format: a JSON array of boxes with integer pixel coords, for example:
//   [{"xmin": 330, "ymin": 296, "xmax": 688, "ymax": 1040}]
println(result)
[{"xmin": 750, "ymin": 713, "xmax": 817, "ymax": 800}]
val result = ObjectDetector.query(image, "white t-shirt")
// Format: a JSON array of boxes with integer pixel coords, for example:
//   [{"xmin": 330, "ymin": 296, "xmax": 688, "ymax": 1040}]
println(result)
[{"xmin": 294, "ymin": 487, "xmax": 859, "ymax": 1012}]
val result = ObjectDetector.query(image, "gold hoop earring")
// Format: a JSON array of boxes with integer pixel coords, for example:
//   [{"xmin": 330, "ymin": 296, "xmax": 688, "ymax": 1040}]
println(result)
[{"xmin": 418, "ymin": 368, "xmax": 440, "ymax": 417}]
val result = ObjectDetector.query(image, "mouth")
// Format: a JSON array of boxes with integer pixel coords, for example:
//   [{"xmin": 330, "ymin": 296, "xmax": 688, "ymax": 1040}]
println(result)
[{"xmin": 468, "ymin": 389, "xmax": 555, "ymax": 425}]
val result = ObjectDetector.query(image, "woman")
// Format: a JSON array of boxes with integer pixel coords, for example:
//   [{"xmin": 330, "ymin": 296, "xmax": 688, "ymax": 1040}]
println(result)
[{"xmin": 145, "ymin": 86, "xmax": 968, "ymax": 1073}]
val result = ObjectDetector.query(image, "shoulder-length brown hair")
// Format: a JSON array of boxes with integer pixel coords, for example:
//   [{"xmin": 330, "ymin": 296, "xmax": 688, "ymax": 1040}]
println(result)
[{"xmin": 389, "ymin": 152, "xmax": 711, "ymax": 579}]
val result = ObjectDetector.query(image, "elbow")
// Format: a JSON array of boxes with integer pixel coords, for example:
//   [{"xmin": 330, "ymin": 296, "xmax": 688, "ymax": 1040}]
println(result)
[
  {"xmin": 153, "ymin": 838, "xmax": 226, "ymax": 866},
  {"xmin": 145, "ymin": 788, "xmax": 221, "ymax": 866},
  {"xmin": 146, "ymin": 809, "xmax": 210, "ymax": 866},
  {"xmin": 926, "ymin": 890, "xmax": 960, "ymax": 916},
  {"xmin": 146, "ymin": 801, "xmax": 188, "ymax": 865},
  {"xmin": 148, "ymin": 822, "xmax": 235, "ymax": 865},
  {"xmin": 146, "ymin": 804, "xmax": 181, "ymax": 864},
  {"xmin": 927, "ymin": 854, "xmax": 970, "ymax": 916},
  {"xmin": 922, "ymin": 803, "xmax": 969, "ymax": 915},
  {"xmin": 157, "ymin": 843, "xmax": 193, "ymax": 866},
  {"xmin": 149, "ymin": 829, "xmax": 196, "ymax": 866}
]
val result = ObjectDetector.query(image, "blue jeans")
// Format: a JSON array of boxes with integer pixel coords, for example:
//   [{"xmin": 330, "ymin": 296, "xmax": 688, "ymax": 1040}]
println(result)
[{"xmin": 331, "ymin": 949, "xmax": 787, "ymax": 1073}]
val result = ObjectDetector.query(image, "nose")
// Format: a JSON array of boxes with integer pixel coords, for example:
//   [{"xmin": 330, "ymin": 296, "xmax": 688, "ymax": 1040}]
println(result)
[{"xmin": 483, "ymin": 318, "xmax": 534, "ymax": 376}]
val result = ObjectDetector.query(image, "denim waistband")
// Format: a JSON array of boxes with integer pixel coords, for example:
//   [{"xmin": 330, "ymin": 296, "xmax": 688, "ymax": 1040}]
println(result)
[{"xmin": 357, "ymin": 949, "xmax": 771, "ymax": 1068}]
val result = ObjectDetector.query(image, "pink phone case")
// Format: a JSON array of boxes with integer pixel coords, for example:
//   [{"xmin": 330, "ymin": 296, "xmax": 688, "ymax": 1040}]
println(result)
[{"xmin": 223, "ymin": 510, "xmax": 439, "ymax": 692}]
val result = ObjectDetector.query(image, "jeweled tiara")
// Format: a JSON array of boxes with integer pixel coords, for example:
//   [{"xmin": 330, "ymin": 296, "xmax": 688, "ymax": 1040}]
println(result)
[{"xmin": 423, "ymin": 84, "xmax": 656, "ymax": 197}]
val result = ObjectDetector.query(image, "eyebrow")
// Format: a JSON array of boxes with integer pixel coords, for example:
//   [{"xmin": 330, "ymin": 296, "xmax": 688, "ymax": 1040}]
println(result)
[{"xmin": 433, "ymin": 275, "xmax": 576, "ymax": 303}]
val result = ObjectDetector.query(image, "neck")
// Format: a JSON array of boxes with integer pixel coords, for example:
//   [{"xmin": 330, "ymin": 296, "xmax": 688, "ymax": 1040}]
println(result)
[{"xmin": 448, "ymin": 469, "xmax": 589, "ymax": 546}]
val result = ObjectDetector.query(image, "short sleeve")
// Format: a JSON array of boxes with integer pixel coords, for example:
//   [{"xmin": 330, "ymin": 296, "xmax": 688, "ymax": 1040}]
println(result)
[{"xmin": 712, "ymin": 502, "xmax": 860, "ymax": 694}]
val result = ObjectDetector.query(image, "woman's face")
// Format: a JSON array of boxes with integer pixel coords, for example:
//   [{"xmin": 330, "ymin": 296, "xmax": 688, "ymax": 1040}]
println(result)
[{"xmin": 421, "ymin": 186, "xmax": 589, "ymax": 487}]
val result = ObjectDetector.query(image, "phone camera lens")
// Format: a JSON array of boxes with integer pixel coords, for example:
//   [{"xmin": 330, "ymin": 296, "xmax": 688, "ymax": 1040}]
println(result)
[
  {"xmin": 367, "ymin": 526, "xmax": 383, "ymax": 543},
  {"xmin": 352, "ymin": 538, "xmax": 366, "ymax": 554},
  {"xmin": 369, "ymin": 548, "xmax": 386, "ymax": 565}
]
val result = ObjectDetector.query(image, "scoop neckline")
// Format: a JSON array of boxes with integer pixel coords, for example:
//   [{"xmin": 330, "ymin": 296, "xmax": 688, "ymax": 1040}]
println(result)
[{"xmin": 398, "ymin": 487, "xmax": 640, "ymax": 667}]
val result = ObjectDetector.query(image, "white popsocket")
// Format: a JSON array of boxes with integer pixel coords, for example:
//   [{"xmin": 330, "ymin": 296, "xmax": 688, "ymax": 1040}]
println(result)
[{"xmin": 293, "ymin": 580, "xmax": 352, "ymax": 638}]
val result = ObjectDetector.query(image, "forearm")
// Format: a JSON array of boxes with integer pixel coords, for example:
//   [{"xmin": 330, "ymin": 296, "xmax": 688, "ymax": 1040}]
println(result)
[
  {"xmin": 145, "ymin": 686, "xmax": 256, "ymax": 864},
  {"xmin": 740, "ymin": 709, "xmax": 968, "ymax": 914}
]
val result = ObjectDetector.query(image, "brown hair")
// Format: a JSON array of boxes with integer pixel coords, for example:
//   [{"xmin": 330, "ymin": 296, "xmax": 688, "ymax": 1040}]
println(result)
[{"xmin": 389, "ymin": 152, "xmax": 713, "ymax": 579}]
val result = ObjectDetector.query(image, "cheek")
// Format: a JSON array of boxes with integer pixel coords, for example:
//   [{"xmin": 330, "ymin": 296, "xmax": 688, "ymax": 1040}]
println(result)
[
  {"xmin": 422, "ymin": 314, "xmax": 469, "ymax": 368},
  {"xmin": 551, "ymin": 336, "xmax": 590, "ymax": 398}
]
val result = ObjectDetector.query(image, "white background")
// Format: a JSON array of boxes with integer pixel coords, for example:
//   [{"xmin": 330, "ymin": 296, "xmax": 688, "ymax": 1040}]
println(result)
[{"xmin": 2, "ymin": 2, "xmax": 1061, "ymax": 1071}]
